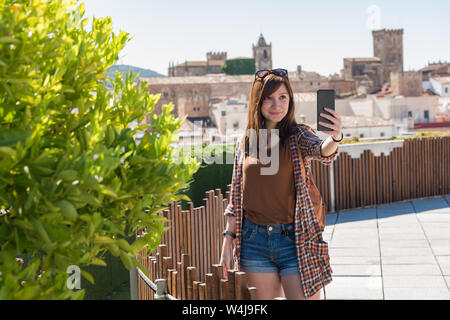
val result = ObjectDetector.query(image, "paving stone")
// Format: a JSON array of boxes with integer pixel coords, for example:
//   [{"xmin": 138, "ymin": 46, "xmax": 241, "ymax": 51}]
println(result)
[
  {"xmin": 382, "ymin": 264, "xmax": 442, "ymax": 276},
  {"xmin": 327, "ymin": 276, "xmax": 382, "ymax": 288},
  {"xmin": 334, "ymin": 220, "xmax": 378, "ymax": 229},
  {"xmin": 336, "ymin": 209, "xmax": 377, "ymax": 222},
  {"xmin": 425, "ymin": 233, "xmax": 450, "ymax": 240},
  {"xmin": 377, "ymin": 216, "xmax": 417, "ymax": 222},
  {"xmin": 376, "ymin": 202, "xmax": 415, "ymax": 215},
  {"xmin": 382, "ymin": 255, "xmax": 437, "ymax": 265},
  {"xmin": 421, "ymin": 222, "xmax": 450, "ymax": 228},
  {"xmin": 384, "ymin": 288, "xmax": 450, "ymax": 300},
  {"xmin": 436, "ymin": 256, "xmax": 450, "ymax": 265},
  {"xmin": 412, "ymin": 198, "xmax": 450, "ymax": 213},
  {"xmin": 322, "ymin": 233, "xmax": 332, "ymax": 242},
  {"xmin": 383, "ymin": 275, "xmax": 448, "ymax": 288},
  {"xmin": 329, "ymin": 239, "xmax": 379, "ymax": 248},
  {"xmin": 429, "ymin": 240, "xmax": 450, "ymax": 255},
  {"xmin": 378, "ymin": 233, "xmax": 427, "ymax": 240},
  {"xmin": 332, "ymin": 229, "xmax": 378, "ymax": 236},
  {"xmin": 444, "ymin": 195, "xmax": 450, "ymax": 205},
  {"xmin": 325, "ymin": 213, "xmax": 338, "ymax": 225},
  {"xmin": 439, "ymin": 264, "xmax": 450, "ymax": 276},
  {"xmin": 331, "ymin": 264, "xmax": 381, "ymax": 276},
  {"xmin": 330, "ymin": 256, "xmax": 380, "ymax": 265},
  {"xmin": 416, "ymin": 213, "xmax": 450, "ymax": 222},
  {"xmin": 380, "ymin": 247, "xmax": 434, "ymax": 257},
  {"xmin": 445, "ymin": 276, "xmax": 450, "ymax": 288},
  {"xmin": 378, "ymin": 227, "xmax": 424, "ymax": 234},
  {"xmin": 380, "ymin": 239, "xmax": 429, "ymax": 248},
  {"xmin": 330, "ymin": 248, "xmax": 380, "ymax": 257},
  {"xmin": 326, "ymin": 287, "xmax": 383, "ymax": 300}
]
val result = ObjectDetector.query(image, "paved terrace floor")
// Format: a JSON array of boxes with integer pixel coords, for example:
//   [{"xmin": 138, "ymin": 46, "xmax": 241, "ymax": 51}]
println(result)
[{"xmin": 324, "ymin": 195, "xmax": 450, "ymax": 300}]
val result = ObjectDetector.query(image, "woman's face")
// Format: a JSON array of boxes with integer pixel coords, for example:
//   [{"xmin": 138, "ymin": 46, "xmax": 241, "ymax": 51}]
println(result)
[{"xmin": 260, "ymin": 83, "xmax": 290, "ymax": 129}]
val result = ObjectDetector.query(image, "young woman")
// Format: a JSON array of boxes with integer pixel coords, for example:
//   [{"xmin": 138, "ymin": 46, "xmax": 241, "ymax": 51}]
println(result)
[{"xmin": 219, "ymin": 69, "xmax": 343, "ymax": 300}]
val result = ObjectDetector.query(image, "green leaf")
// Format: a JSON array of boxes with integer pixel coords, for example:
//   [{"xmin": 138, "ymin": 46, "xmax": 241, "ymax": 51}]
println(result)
[
  {"xmin": 117, "ymin": 238, "xmax": 132, "ymax": 252},
  {"xmin": 0, "ymin": 146, "xmax": 16, "ymax": 157},
  {"xmin": 119, "ymin": 250, "xmax": 133, "ymax": 270},
  {"xmin": 80, "ymin": 269, "xmax": 95, "ymax": 285},
  {"xmin": 70, "ymin": 289, "xmax": 86, "ymax": 300},
  {"xmin": 106, "ymin": 243, "xmax": 120, "ymax": 257},
  {"xmin": 54, "ymin": 200, "xmax": 78, "ymax": 220},
  {"xmin": 0, "ymin": 37, "xmax": 20, "ymax": 44},
  {"xmin": 58, "ymin": 170, "xmax": 78, "ymax": 181},
  {"xmin": 32, "ymin": 218, "xmax": 51, "ymax": 246},
  {"xmin": 91, "ymin": 258, "xmax": 107, "ymax": 267},
  {"xmin": 131, "ymin": 257, "xmax": 149, "ymax": 278},
  {"xmin": 0, "ymin": 128, "xmax": 31, "ymax": 146}
]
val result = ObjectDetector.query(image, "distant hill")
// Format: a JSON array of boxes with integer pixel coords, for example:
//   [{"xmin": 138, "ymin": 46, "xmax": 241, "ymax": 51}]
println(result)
[{"xmin": 105, "ymin": 64, "xmax": 166, "ymax": 85}]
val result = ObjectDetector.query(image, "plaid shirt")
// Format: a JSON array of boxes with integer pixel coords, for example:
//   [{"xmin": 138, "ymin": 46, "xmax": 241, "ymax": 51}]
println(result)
[{"xmin": 224, "ymin": 124, "xmax": 339, "ymax": 298}]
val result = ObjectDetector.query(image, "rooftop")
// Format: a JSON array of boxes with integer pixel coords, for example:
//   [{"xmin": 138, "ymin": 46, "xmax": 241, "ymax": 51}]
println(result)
[
  {"xmin": 344, "ymin": 57, "xmax": 381, "ymax": 63},
  {"xmin": 140, "ymin": 74, "xmax": 254, "ymax": 85},
  {"xmin": 431, "ymin": 76, "xmax": 450, "ymax": 85},
  {"xmin": 173, "ymin": 60, "xmax": 224, "ymax": 67}
]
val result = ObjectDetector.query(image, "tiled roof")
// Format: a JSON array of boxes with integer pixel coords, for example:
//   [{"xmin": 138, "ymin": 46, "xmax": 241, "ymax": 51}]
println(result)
[
  {"xmin": 419, "ymin": 64, "xmax": 449, "ymax": 73},
  {"xmin": 174, "ymin": 61, "xmax": 207, "ymax": 67},
  {"xmin": 140, "ymin": 74, "xmax": 253, "ymax": 84},
  {"xmin": 179, "ymin": 118, "xmax": 194, "ymax": 131},
  {"xmin": 289, "ymin": 71, "xmax": 325, "ymax": 80},
  {"xmin": 432, "ymin": 76, "xmax": 450, "ymax": 85}
]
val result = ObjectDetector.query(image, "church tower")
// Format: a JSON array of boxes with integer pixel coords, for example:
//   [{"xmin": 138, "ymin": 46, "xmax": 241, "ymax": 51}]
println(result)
[
  {"xmin": 253, "ymin": 33, "xmax": 272, "ymax": 72},
  {"xmin": 372, "ymin": 28, "xmax": 404, "ymax": 85}
]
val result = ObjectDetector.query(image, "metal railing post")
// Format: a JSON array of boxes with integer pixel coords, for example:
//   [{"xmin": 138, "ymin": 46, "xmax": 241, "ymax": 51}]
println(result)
[{"xmin": 129, "ymin": 266, "xmax": 138, "ymax": 300}]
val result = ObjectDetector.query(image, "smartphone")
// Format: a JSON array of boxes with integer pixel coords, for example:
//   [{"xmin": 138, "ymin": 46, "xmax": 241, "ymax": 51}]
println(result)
[{"xmin": 317, "ymin": 89, "xmax": 335, "ymax": 132}]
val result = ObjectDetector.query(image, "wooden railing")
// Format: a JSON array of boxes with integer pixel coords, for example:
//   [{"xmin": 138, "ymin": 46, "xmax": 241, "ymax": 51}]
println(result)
[
  {"xmin": 136, "ymin": 189, "xmax": 267, "ymax": 300},
  {"xmin": 311, "ymin": 136, "xmax": 449, "ymax": 211},
  {"xmin": 136, "ymin": 135, "xmax": 450, "ymax": 300},
  {"xmin": 137, "ymin": 244, "xmax": 258, "ymax": 300}
]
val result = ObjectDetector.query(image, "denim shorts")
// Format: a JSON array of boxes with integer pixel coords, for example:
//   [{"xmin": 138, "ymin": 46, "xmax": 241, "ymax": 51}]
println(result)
[{"xmin": 240, "ymin": 216, "xmax": 300, "ymax": 276}]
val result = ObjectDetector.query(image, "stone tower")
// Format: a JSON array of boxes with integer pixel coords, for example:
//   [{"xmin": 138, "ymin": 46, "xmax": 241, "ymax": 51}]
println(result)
[
  {"xmin": 252, "ymin": 33, "xmax": 272, "ymax": 72},
  {"xmin": 372, "ymin": 28, "xmax": 404, "ymax": 85}
]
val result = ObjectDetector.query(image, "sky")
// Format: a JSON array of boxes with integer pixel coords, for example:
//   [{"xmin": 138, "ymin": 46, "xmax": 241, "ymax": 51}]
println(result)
[{"xmin": 83, "ymin": 0, "xmax": 450, "ymax": 77}]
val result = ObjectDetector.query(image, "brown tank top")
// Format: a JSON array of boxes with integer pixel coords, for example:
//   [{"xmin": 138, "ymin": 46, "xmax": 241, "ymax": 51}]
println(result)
[{"xmin": 242, "ymin": 139, "xmax": 296, "ymax": 225}]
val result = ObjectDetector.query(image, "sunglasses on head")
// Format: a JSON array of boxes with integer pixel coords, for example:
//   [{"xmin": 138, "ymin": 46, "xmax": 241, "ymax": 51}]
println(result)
[{"xmin": 254, "ymin": 68, "xmax": 288, "ymax": 81}]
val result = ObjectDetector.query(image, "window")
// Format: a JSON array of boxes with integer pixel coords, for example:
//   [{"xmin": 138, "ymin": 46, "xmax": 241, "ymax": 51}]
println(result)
[
  {"xmin": 360, "ymin": 133, "xmax": 364, "ymax": 138},
  {"xmin": 380, "ymin": 132, "xmax": 385, "ymax": 137},
  {"xmin": 318, "ymin": 82, "xmax": 320, "ymax": 86},
  {"xmin": 233, "ymin": 122, "xmax": 239, "ymax": 129},
  {"xmin": 163, "ymin": 90, "xmax": 169, "ymax": 97},
  {"xmin": 263, "ymin": 50, "xmax": 267, "ymax": 59},
  {"xmin": 310, "ymin": 82, "xmax": 313, "ymax": 86},
  {"xmin": 445, "ymin": 87, "xmax": 448, "ymax": 93},
  {"xmin": 408, "ymin": 111, "xmax": 412, "ymax": 117},
  {"xmin": 345, "ymin": 133, "xmax": 351, "ymax": 137},
  {"xmin": 221, "ymin": 110, "xmax": 226, "ymax": 116}
]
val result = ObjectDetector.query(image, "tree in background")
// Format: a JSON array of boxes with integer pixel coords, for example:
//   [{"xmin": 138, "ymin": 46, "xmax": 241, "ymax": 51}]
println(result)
[
  {"xmin": 0, "ymin": 0, "xmax": 199, "ymax": 299},
  {"xmin": 222, "ymin": 58, "xmax": 255, "ymax": 75}
]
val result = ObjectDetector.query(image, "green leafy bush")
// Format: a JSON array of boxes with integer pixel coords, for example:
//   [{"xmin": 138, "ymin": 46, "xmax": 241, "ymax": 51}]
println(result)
[{"xmin": 0, "ymin": 0, "xmax": 199, "ymax": 299}]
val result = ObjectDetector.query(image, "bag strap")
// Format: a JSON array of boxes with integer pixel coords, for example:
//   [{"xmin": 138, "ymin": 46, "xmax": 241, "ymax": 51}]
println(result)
[{"xmin": 294, "ymin": 133, "xmax": 307, "ymax": 186}]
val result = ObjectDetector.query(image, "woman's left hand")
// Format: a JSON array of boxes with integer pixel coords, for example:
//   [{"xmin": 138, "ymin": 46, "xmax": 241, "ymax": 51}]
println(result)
[{"xmin": 319, "ymin": 107, "xmax": 343, "ymax": 141}]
